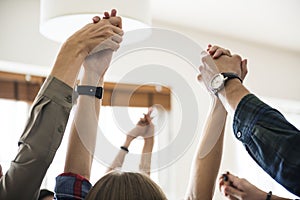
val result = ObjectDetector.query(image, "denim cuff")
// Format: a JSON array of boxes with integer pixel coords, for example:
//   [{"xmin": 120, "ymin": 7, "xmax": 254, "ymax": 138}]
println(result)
[{"xmin": 233, "ymin": 94, "xmax": 270, "ymax": 143}]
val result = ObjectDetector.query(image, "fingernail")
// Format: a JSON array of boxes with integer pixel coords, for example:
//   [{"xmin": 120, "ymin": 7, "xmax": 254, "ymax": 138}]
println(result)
[{"xmin": 92, "ymin": 16, "xmax": 100, "ymax": 23}]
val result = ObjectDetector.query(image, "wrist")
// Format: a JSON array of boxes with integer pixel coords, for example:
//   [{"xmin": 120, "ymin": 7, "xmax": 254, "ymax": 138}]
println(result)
[
  {"xmin": 223, "ymin": 78, "xmax": 243, "ymax": 93},
  {"xmin": 220, "ymin": 79, "xmax": 250, "ymax": 110},
  {"xmin": 124, "ymin": 136, "xmax": 135, "ymax": 147},
  {"xmin": 51, "ymin": 42, "xmax": 87, "ymax": 87},
  {"xmin": 144, "ymin": 137, "xmax": 154, "ymax": 147},
  {"xmin": 81, "ymin": 70, "xmax": 104, "ymax": 86},
  {"xmin": 265, "ymin": 191, "xmax": 272, "ymax": 200}
]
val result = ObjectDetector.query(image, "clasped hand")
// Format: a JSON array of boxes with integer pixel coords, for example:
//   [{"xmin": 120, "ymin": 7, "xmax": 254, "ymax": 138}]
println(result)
[{"xmin": 83, "ymin": 9, "xmax": 123, "ymax": 78}]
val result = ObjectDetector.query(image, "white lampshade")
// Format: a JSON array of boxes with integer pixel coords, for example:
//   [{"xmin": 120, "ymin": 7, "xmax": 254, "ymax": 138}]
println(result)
[{"xmin": 40, "ymin": 0, "xmax": 151, "ymax": 43}]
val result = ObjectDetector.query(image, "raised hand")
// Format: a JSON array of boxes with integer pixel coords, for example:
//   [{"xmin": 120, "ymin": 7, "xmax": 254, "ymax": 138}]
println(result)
[
  {"xmin": 82, "ymin": 9, "xmax": 123, "ymax": 81},
  {"xmin": 138, "ymin": 107, "xmax": 154, "ymax": 139},
  {"xmin": 66, "ymin": 13, "xmax": 123, "ymax": 57},
  {"xmin": 207, "ymin": 44, "xmax": 232, "ymax": 58},
  {"xmin": 197, "ymin": 45, "xmax": 248, "ymax": 97},
  {"xmin": 206, "ymin": 45, "xmax": 248, "ymax": 81},
  {"xmin": 127, "ymin": 108, "xmax": 154, "ymax": 139},
  {"xmin": 51, "ymin": 9, "xmax": 123, "ymax": 88}
]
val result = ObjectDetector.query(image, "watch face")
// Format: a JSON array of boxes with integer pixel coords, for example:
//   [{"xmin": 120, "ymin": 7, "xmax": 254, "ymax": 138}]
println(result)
[{"xmin": 211, "ymin": 74, "xmax": 224, "ymax": 90}]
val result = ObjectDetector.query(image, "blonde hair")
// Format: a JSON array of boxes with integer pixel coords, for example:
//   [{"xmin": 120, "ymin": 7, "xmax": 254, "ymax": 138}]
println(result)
[{"xmin": 85, "ymin": 170, "xmax": 167, "ymax": 200}]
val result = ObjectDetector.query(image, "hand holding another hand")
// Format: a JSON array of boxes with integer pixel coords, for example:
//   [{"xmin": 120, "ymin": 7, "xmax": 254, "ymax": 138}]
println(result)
[
  {"xmin": 127, "ymin": 108, "xmax": 154, "ymax": 140},
  {"xmin": 82, "ymin": 9, "xmax": 123, "ymax": 80},
  {"xmin": 65, "ymin": 9, "xmax": 123, "ymax": 59},
  {"xmin": 198, "ymin": 45, "xmax": 248, "ymax": 95},
  {"xmin": 206, "ymin": 45, "xmax": 248, "ymax": 81}
]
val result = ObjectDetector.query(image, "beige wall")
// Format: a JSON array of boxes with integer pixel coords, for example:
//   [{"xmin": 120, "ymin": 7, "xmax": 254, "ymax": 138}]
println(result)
[
  {"xmin": 153, "ymin": 20, "xmax": 300, "ymax": 101},
  {"xmin": 0, "ymin": 0, "xmax": 60, "ymax": 69}
]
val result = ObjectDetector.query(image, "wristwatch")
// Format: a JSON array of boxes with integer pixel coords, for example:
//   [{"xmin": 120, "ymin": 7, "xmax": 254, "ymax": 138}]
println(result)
[
  {"xmin": 210, "ymin": 72, "xmax": 242, "ymax": 95},
  {"xmin": 75, "ymin": 85, "xmax": 103, "ymax": 99}
]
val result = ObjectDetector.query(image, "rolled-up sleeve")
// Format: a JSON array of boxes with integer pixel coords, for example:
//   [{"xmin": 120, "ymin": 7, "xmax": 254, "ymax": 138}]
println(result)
[
  {"xmin": 0, "ymin": 76, "xmax": 73, "ymax": 200},
  {"xmin": 233, "ymin": 94, "xmax": 300, "ymax": 197}
]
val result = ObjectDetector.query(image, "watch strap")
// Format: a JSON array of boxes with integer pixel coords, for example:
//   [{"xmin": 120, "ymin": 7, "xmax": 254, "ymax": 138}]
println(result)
[
  {"xmin": 221, "ymin": 72, "xmax": 243, "ymax": 83},
  {"xmin": 211, "ymin": 73, "xmax": 242, "ymax": 97},
  {"xmin": 75, "ymin": 85, "xmax": 103, "ymax": 99}
]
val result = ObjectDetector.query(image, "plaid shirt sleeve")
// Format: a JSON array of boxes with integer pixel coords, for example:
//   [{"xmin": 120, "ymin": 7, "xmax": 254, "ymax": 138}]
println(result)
[
  {"xmin": 54, "ymin": 172, "xmax": 92, "ymax": 200},
  {"xmin": 233, "ymin": 94, "xmax": 300, "ymax": 197}
]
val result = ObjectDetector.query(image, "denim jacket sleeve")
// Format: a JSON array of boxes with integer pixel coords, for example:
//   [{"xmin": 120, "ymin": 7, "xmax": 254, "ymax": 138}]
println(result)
[
  {"xmin": 0, "ymin": 76, "xmax": 73, "ymax": 200},
  {"xmin": 233, "ymin": 94, "xmax": 300, "ymax": 197}
]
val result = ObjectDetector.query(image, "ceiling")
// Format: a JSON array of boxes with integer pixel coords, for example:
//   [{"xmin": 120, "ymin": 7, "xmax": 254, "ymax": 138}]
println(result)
[{"xmin": 151, "ymin": 0, "xmax": 300, "ymax": 52}]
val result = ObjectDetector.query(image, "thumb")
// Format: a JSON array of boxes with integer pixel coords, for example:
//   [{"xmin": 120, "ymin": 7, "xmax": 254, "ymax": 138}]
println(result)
[{"xmin": 240, "ymin": 59, "xmax": 248, "ymax": 81}]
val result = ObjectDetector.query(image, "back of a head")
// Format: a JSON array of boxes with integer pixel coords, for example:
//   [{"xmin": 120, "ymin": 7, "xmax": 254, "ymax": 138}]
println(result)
[
  {"xmin": 38, "ymin": 189, "xmax": 54, "ymax": 200},
  {"xmin": 85, "ymin": 170, "xmax": 167, "ymax": 200}
]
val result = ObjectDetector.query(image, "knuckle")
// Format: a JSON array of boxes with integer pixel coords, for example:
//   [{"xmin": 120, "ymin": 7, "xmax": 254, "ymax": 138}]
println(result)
[
  {"xmin": 103, "ymin": 24, "xmax": 112, "ymax": 30},
  {"xmin": 232, "ymin": 54, "xmax": 242, "ymax": 61},
  {"xmin": 241, "ymin": 178, "xmax": 246, "ymax": 181},
  {"xmin": 201, "ymin": 55, "xmax": 209, "ymax": 62}
]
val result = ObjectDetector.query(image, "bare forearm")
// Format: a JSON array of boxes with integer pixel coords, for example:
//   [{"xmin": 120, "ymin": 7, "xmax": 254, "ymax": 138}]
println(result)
[
  {"xmin": 186, "ymin": 100, "xmax": 227, "ymax": 200},
  {"xmin": 139, "ymin": 138, "xmax": 154, "ymax": 175},
  {"xmin": 63, "ymin": 71, "xmax": 102, "ymax": 179},
  {"xmin": 107, "ymin": 136, "xmax": 133, "ymax": 172},
  {"xmin": 143, "ymin": 138, "xmax": 154, "ymax": 153}
]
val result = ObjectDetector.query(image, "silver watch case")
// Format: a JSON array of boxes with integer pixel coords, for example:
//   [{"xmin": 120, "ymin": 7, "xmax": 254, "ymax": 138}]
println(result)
[{"xmin": 210, "ymin": 73, "xmax": 228, "ymax": 95}]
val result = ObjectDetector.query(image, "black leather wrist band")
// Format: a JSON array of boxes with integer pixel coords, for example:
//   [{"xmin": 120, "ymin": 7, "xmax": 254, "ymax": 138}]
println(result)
[
  {"xmin": 75, "ymin": 85, "xmax": 103, "ymax": 99},
  {"xmin": 120, "ymin": 146, "xmax": 129, "ymax": 153},
  {"xmin": 221, "ymin": 72, "xmax": 243, "ymax": 83}
]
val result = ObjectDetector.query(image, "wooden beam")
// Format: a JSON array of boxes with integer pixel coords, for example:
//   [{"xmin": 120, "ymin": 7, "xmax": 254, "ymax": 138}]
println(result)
[
  {"xmin": 0, "ymin": 71, "xmax": 171, "ymax": 110},
  {"xmin": 0, "ymin": 71, "xmax": 45, "ymax": 84},
  {"xmin": 0, "ymin": 80, "xmax": 41, "ymax": 103}
]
